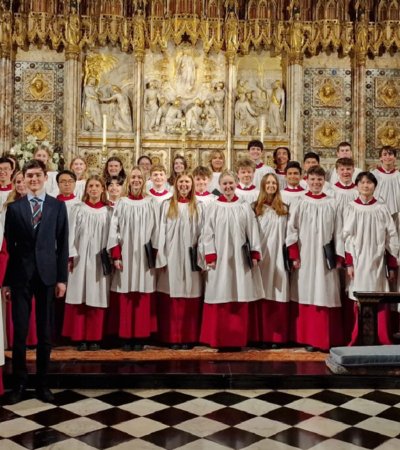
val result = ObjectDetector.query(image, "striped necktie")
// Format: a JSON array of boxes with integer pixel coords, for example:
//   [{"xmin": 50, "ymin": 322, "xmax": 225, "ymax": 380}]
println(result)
[{"xmin": 31, "ymin": 197, "xmax": 42, "ymax": 229}]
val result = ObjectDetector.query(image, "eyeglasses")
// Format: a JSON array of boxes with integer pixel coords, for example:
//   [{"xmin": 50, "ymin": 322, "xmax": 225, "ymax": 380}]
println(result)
[{"xmin": 59, "ymin": 180, "xmax": 75, "ymax": 185}]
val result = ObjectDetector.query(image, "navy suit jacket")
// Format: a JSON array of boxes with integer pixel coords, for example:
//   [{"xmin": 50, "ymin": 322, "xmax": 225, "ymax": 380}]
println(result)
[{"xmin": 4, "ymin": 195, "xmax": 69, "ymax": 287}]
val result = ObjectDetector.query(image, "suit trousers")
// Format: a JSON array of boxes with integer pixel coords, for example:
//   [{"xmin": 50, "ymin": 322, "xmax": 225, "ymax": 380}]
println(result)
[{"xmin": 11, "ymin": 270, "xmax": 54, "ymax": 388}]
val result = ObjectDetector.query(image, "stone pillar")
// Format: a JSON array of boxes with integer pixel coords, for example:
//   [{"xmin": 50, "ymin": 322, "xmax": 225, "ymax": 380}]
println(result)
[
  {"xmin": 0, "ymin": 10, "xmax": 14, "ymax": 153},
  {"xmin": 286, "ymin": 56, "xmax": 304, "ymax": 162},
  {"xmin": 0, "ymin": 55, "xmax": 13, "ymax": 153},
  {"xmin": 134, "ymin": 52, "xmax": 144, "ymax": 165},
  {"xmin": 352, "ymin": 57, "xmax": 366, "ymax": 169},
  {"xmin": 226, "ymin": 54, "xmax": 236, "ymax": 169},
  {"xmin": 63, "ymin": 47, "xmax": 81, "ymax": 166}
]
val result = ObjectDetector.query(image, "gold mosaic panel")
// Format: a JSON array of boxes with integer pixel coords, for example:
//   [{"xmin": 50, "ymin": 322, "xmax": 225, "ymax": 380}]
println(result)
[
  {"xmin": 311, "ymin": 118, "xmax": 343, "ymax": 148},
  {"xmin": 23, "ymin": 70, "xmax": 55, "ymax": 102},
  {"xmin": 313, "ymin": 76, "xmax": 344, "ymax": 108},
  {"xmin": 22, "ymin": 112, "xmax": 54, "ymax": 142},
  {"xmin": 375, "ymin": 78, "xmax": 400, "ymax": 108}
]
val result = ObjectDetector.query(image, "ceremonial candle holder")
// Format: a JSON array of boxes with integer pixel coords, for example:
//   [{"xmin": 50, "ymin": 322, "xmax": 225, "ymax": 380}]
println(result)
[{"xmin": 101, "ymin": 145, "xmax": 108, "ymax": 166}]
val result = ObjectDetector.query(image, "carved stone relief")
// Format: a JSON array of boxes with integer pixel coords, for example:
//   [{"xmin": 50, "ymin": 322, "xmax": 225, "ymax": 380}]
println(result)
[
  {"xmin": 23, "ymin": 70, "xmax": 54, "ymax": 102},
  {"xmin": 375, "ymin": 119, "xmax": 400, "ymax": 147},
  {"xmin": 312, "ymin": 117, "xmax": 343, "ymax": 148},
  {"xmin": 375, "ymin": 78, "xmax": 400, "ymax": 108},
  {"xmin": 313, "ymin": 76, "xmax": 343, "ymax": 108},
  {"xmin": 23, "ymin": 112, "xmax": 54, "ymax": 142}
]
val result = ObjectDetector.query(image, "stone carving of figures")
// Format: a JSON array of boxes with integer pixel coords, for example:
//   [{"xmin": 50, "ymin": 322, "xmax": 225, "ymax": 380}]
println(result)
[
  {"xmin": 101, "ymin": 86, "xmax": 133, "ymax": 132},
  {"xmin": 225, "ymin": 11, "xmax": 239, "ymax": 54},
  {"xmin": 155, "ymin": 96, "xmax": 169, "ymax": 132},
  {"xmin": 213, "ymin": 81, "xmax": 225, "ymax": 130},
  {"xmin": 268, "ymin": 80, "xmax": 285, "ymax": 135},
  {"xmin": 65, "ymin": 10, "xmax": 80, "ymax": 47},
  {"xmin": 203, "ymin": 99, "xmax": 221, "ymax": 135},
  {"xmin": 144, "ymin": 80, "xmax": 159, "ymax": 131},
  {"xmin": 185, "ymin": 98, "xmax": 203, "ymax": 135},
  {"xmin": 355, "ymin": 8, "xmax": 368, "ymax": 55},
  {"xmin": 234, "ymin": 92, "xmax": 258, "ymax": 136},
  {"xmin": 176, "ymin": 48, "xmax": 197, "ymax": 93},
  {"xmin": 165, "ymin": 98, "xmax": 183, "ymax": 133},
  {"xmin": 82, "ymin": 76, "xmax": 102, "ymax": 131}
]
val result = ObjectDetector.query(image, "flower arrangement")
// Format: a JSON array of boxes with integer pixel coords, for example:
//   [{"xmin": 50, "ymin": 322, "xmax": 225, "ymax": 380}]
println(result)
[{"xmin": 9, "ymin": 135, "xmax": 63, "ymax": 170}]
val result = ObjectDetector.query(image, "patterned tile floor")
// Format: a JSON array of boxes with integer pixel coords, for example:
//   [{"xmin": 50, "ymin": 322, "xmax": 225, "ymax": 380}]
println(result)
[{"xmin": 1, "ymin": 388, "xmax": 400, "ymax": 449}]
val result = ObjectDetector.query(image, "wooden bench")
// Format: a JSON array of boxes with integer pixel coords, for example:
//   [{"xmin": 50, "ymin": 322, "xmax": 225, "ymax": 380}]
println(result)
[{"xmin": 353, "ymin": 292, "xmax": 400, "ymax": 345}]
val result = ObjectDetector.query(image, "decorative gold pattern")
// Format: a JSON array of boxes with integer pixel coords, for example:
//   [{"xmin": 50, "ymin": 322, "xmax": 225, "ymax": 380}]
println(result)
[
  {"xmin": 375, "ymin": 78, "xmax": 400, "ymax": 108},
  {"xmin": 313, "ymin": 77, "xmax": 343, "ymax": 108},
  {"xmin": 312, "ymin": 118, "xmax": 343, "ymax": 148},
  {"xmin": 23, "ymin": 71, "xmax": 54, "ymax": 102},
  {"xmin": 23, "ymin": 113, "xmax": 54, "ymax": 142},
  {"xmin": 376, "ymin": 119, "xmax": 400, "ymax": 148}
]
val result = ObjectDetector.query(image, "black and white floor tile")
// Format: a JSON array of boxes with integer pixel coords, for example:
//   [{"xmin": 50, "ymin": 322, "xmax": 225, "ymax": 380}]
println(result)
[{"xmin": 1, "ymin": 388, "xmax": 400, "ymax": 449}]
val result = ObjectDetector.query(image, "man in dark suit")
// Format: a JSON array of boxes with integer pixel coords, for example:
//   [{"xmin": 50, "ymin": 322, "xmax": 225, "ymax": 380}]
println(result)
[{"xmin": 3, "ymin": 159, "xmax": 68, "ymax": 404}]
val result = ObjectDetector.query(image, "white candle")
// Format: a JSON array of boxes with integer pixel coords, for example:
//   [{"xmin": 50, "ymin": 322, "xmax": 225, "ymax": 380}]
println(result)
[
  {"xmin": 102, "ymin": 115, "xmax": 107, "ymax": 146},
  {"xmin": 260, "ymin": 115, "xmax": 265, "ymax": 143}
]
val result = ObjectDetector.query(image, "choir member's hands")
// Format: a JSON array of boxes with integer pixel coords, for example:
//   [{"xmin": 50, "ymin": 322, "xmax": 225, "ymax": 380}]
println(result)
[
  {"xmin": 388, "ymin": 269, "xmax": 396, "ymax": 282},
  {"xmin": 1, "ymin": 286, "xmax": 11, "ymax": 302},
  {"xmin": 252, "ymin": 258, "xmax": 258, "ymax": 267},
  {"xmin": 207, "ymin": 261, "xmax": 216, "ymax": 270},
  {"xmin": 293, "ymin": 259, "xmax": 301, "ymax": 270},
  {"xmin": 114, "ymin": 259, "xmax": 123, "ymax": 271},
  {"xmin": 347, "ymin": 266, "xmax": 354, "ymax": 280},
  {"xmin": 68, "ymin": 259, "xmax": 74, "ymax": 273},
  {"xmin": 55, "ymin": 282, "xmax": 67, "ymax": 298}
]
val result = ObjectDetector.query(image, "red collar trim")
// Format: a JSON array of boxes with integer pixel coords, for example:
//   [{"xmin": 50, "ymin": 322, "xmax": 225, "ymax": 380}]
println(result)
[
  {"xmin": 284, "ymin": 185, "xmax": 304, "ymax": 192},
  {"xmin": 196, "ymin": 191, "xmax": 211, "ymax": 196},
  {"xmin": 57, "ymin": 194, "xmax": 76, "ymax": 201},
  {"xmin": 129, "ymin": 194, "xmax": 144, "ymax": 200},
  {"xmin": 275, "ymin": 169, "xmax": 286, "ymax": 175},
  {"xmin": 237, "ymin": 184, "xmax": 256, "ymax": 191},
  {"xmin": 178, "ymin": 197, "xmax": 189, "ymax": 203},
  {"xmin": 150, "ymin": 188, "xmax": 169, "ymax": 196},
  {"xmin": 255, "ymin": 162, "xmax": 264, "ymax": 169},
  {"xmin": 305, "ymin": 192, "xmax": 326, "ymax": 199},
  {"xmin": 377, "ymin": 166, "xmax": 397, "ymax": 174},
  {"xmin": 335, "ymin": 182, "xmax": 356, "ymax": 190},
  {"xmin": 218, "ymin": 195, "xmax": 239, "ymax": 203},
  {"xmin": 355, "ymin": 197, "xmax": 377, "ymax": 205},
  {"xmin": 0, "ymin": 183, "xmax": 12, "ymax": 191},
  {"xmin": 85, "ymin": 200, "xmax": 106, "ymax": 209}
]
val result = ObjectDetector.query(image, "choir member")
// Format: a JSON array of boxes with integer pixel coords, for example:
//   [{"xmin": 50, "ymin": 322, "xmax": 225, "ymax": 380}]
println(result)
[
  {"xmin": 250, "ymin": 173, "xmax": 290, "ymax": 345},
  {"xmin": 247, "ymin": 140, "xmax": 274, "ymax": 189},
  {"xmin": 0, "ymin": 157, "xmax": 14, "ymax": 210},
  {"xmin": 106, "ymin": 175, "xmax": 125, "ymax": 207},
  {"xmin": 343, "ymin": 171, "xmax": 399, "ymax": 345},
  {"xmin": 208, "ymin": 149, "xmax": 226, "ymax": 195},
  {"xmin": 372, "ymin": 146, "xmax": 400, "ymax": 218},
  {"xmin": 156, "ymin": 172, "xmax": 204, "ymax": 349},
  {"xmin": 273, "ymin": 146, "xmax": 291, "ymax": 189},
  {"xmin": 70, "ymin": 157, "xmax": 88, "ymax": 200},
  {"xmin": 33, "ymin": 145, "xmax": 59, "ymax": 197},
  {"xmin": 286, "ymin": 166, "xmax": 344, "ymax": 351},
  {"xmin": 148, "ymin": 165, "xmax": 172, "ymax": 202},
  {"xmin": 193, "ymin": 166, "xmax": 217, "ymax": 204},
  {"xmin": 63, "ymin": 176, "xmax": 111, "ymax": 351},
  {"xmin": 56, "ymin": 170, "xmax": 81, "ymax": 214},
  {"xmin": 235, "ymin": 159, "xmax": 259, "ymax": 204},
  {"xmin": 199, "ymin": 170, "xmax": 264, "ymax": 350},
  {"xmin": 167, "ymin": 154, "xmax": 187, "ymax": 189},
  {"xmin": 331, "ymin": 158, "xmax": 358, "ymax": 210},
  {"xmin": 137, "ymin": 155, "xmax": 153, "ymax": 181},
  {"xmin": 102, "ymin": 156, "xmax": 126, "ymax": 183},
  {"xmin": 107, "ymin": 166, "xmax": 158, "ymax": 351},
  {"xmin": 280, "ymin": 161, "xmax": 306, "ymax": 210},
  {"xmin": 326, "ymin": 142, "xmax": 362, "ymax": 184}
]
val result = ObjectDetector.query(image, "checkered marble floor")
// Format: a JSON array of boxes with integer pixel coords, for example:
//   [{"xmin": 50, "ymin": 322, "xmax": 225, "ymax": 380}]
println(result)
[{"xmin": 1, "ymin": 388, "xmax": 400, "ymax": 449}]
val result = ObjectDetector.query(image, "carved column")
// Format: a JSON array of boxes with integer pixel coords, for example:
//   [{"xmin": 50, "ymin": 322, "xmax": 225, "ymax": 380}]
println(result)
[
  {"xmin": 134, "ymin": 52, "xmax": 144, "ymax": 165},
  {"xmin": 226, "ymin": 54, "xmax": 235, "ymax": 169},
  {"xmin": 286, "ymin": 55, "xmax": 304, "ymax": 162},
  {"xmin": 63, "ymin": 47, "xmax": 81, "ymax": 166},
  {"xmin": 0, "ymin": 11, "xmax": 14, "ymax": 153},
  {"xmin": 352, "ymin": 17, "xmax": 368, "ymax": 169}
]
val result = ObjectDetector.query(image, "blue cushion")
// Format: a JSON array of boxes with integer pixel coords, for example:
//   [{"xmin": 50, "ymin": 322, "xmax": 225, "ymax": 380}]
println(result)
[{"xmin": 330, "ymin": 346, "xmax": 400, "ymax": 367}]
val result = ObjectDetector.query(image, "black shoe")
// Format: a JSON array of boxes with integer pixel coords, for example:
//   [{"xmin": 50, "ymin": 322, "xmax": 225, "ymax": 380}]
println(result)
[
  {"xmin": 77, "ymin": 342, "xmax": 87, "ymax": 351},
  {"xmin": 36, "ymin": 387, "xmax": 55, "ymax": 403},
  {"xmin": 3, "ymin": 385, "xmax": 26, "ymax": 405},
  {"xmin": 133, "ymin": 344, "xmax": 144, "ymax": 351},
  {"xmin": 121, "ymin": 343, "xmax": 132, "ymax": 352},
  {"xmin": 88, "ymin": 342, "xmax": 101, "ymax": 351},
  {"xmin": 306, "ymin": 345, "xmax": 317, "ymax": 352},
  {"xmin": 181, "ymin": 344, "xmax": 192, "ymax": 350},
  {"xmin": 170, "ymin": 344, "xmax": 181, "ymax": 350}
]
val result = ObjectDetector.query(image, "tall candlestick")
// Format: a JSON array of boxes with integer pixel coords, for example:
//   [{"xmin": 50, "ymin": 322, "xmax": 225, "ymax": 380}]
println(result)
[
  {"xmin": 102, "ymin": 115, "xmax": 107, "ymax": 146},
  {"xmin": 260, "ymin": 115, "xmax": 265, "ymax": 143}
]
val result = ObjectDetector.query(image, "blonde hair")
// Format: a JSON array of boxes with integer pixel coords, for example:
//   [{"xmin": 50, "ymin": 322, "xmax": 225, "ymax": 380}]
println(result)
[
  {"xmin": 127, "ymin": 166, "xmax": 147, "ymax": 198},
  {"xmin": 254, "ymin": 173, "xmax": 288, "ymax": 217},
  {"xmin": 236, "ymin": 158, "xmax": 256, "ymax": 172},
  {"xmin": 3, "ymin": 171, "xmax": 24, "ymax": 210},
  {"xmin": 33, "ymin": 145, "xmax": 52, "ymax": 170},
  {"xmin": 219, "ymin": 169, "xmax": 238, "ymax": 185},
  {"xmin": 82, "ymin": 175, "xmax": 108, "ymax": 204},
  {"xmin": 70, "ymin": 157, "xmax": 88, "ymax": 180},
  {"xmin": 167, "ymin": 172, "xmax": 198, "ymax": 220},
  {"xmin": 208, "ymin": 149, "xmax": 226, "ymax": 172}
]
